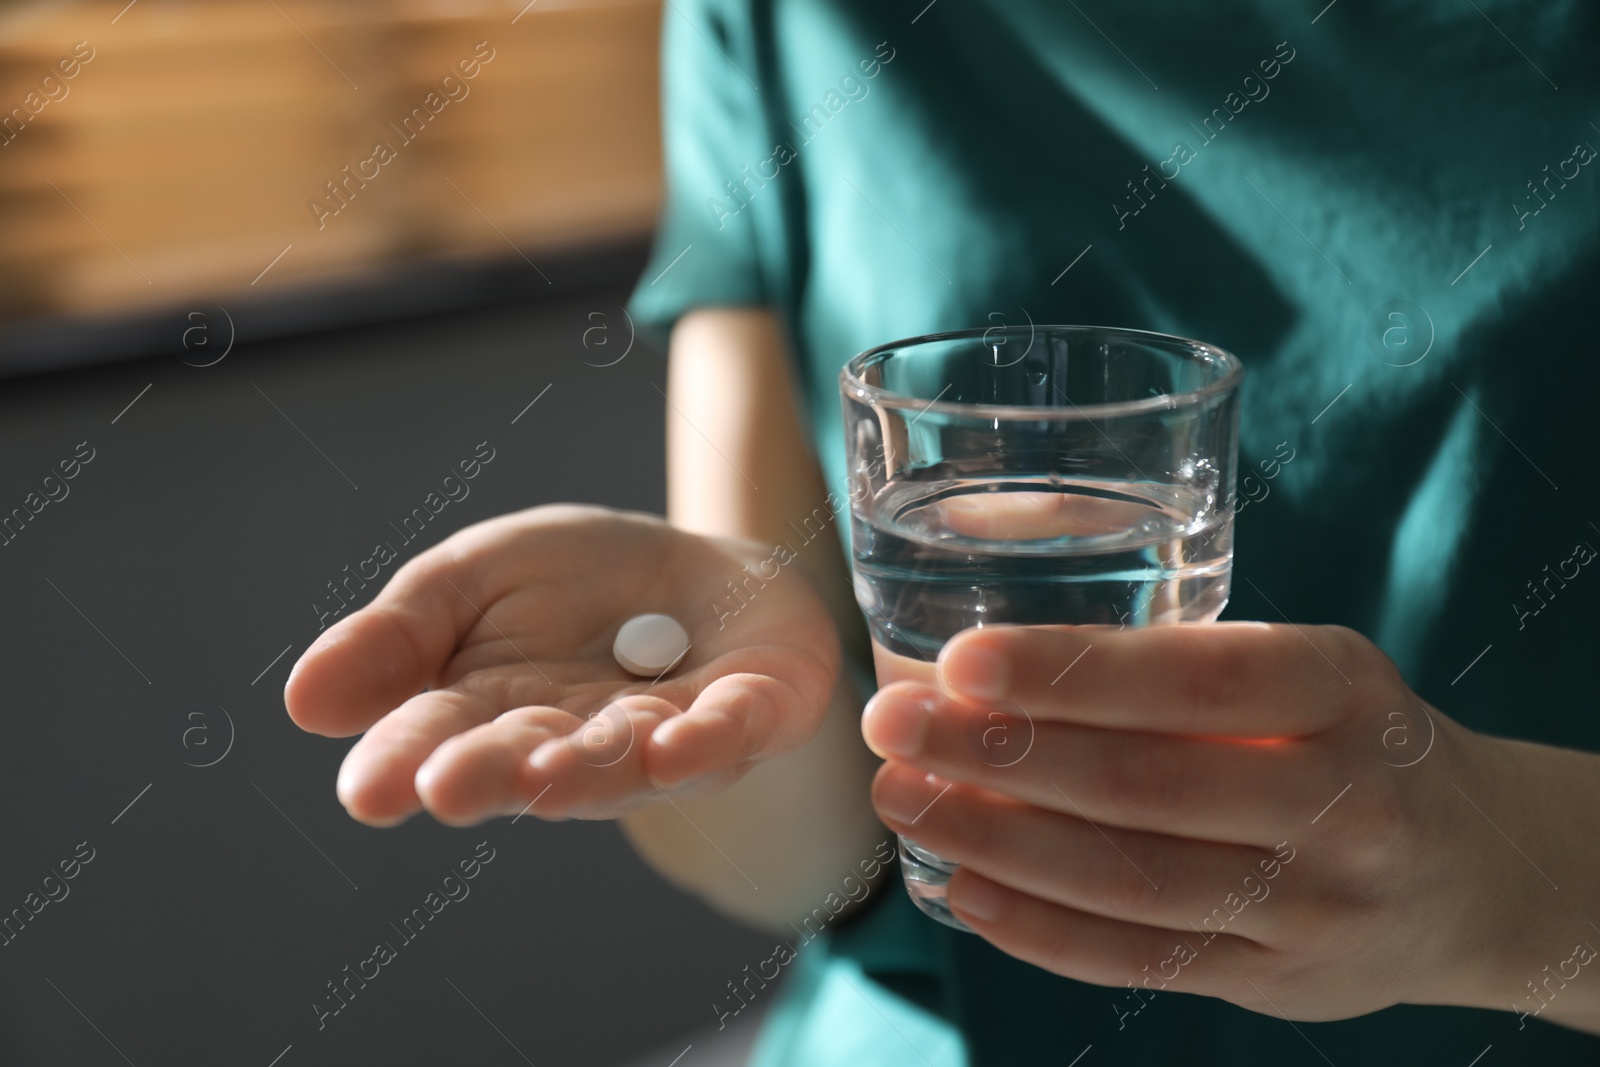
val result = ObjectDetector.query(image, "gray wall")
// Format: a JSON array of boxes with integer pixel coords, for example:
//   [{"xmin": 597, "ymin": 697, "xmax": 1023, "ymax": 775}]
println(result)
[{"xmin": 0, "ymin": 284, "xmax": 779, "ymax": 1066}]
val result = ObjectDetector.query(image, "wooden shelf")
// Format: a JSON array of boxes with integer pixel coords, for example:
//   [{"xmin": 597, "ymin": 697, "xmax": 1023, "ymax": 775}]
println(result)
[{"xmin": 0, "ymin": 0, "xmax": 662, "ymax": 319}]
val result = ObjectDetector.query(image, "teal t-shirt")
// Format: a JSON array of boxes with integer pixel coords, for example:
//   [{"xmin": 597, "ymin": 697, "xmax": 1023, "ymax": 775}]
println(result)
[{"xmin": 628, "ymin": 1, "xmax": 1600, "ymax": 1063}]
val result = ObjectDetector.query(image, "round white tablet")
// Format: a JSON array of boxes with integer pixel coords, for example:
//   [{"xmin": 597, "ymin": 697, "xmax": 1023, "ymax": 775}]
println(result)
[{"xmin": 612, "ymin": 613, "xmax": 690, "ymax": 677}]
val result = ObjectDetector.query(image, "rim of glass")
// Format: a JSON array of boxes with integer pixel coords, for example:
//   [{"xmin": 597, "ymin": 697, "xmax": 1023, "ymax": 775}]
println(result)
[{"xmin": 840, "ymin": 323, "xmax": 1244, "ymax": 421}]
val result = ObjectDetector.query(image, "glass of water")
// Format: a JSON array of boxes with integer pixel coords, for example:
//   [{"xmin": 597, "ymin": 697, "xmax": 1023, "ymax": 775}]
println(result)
[{"xmin": 839, "ymin": 324, "xmax": 1243, "ymax": 931}]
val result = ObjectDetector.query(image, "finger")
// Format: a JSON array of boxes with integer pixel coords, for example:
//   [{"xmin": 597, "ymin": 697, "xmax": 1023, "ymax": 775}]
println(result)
[
  {"xmin": 649, "ymin": 653, "xmax": 829, "ymax": 786},
  {"xmin": 944, "ymin": 865, "xmax": 1264, "ymax": 998},
  {"xmin": 873, "ymin": 763, "xmax": 1294, "ymax": 936},
  {"xmin": 936, "ymin": 621, "xmax": 1387, "ymax": 737},
  {"xmin": 861, "ymin": 683, "xmax": 1325, "ymax": 844},
  {"xmin": 526, "ymin": 694, "xmax": 679, "ymax": 817},
  {"xmin": 284, "ymin": 550, "xmax": 485, "ymax": 738},
  {"xmin": 938, "ymin": 490, "xmax": 1164, "ymax": 541},
  {"xmin": 647, "ymin": 674, "xmax": 775, "ymax": 787},
  {"xmin": 336, "ymin": 687, "xmax": 501, "ymax": 825},
  {"xmin": 414, "ymin": 706, "xmax": 586, "ymax": 826}
]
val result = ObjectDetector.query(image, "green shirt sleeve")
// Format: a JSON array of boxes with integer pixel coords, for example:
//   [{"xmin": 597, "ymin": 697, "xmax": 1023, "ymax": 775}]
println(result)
[{"xmin": 627, "ymin": 0, "xmax": 777, "ymax": 350}]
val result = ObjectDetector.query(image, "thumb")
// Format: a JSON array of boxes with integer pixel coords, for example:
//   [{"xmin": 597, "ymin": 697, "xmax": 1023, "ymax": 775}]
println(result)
[{"xmin": 284, "ymin": 558, "xmax": 479, "ymax": 737}]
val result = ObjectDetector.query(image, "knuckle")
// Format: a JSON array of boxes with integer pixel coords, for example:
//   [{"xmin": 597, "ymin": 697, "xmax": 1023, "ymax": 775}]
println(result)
[
  {"xmin": 1219, "ymin": 950, "xmax": 1290, "ymax": 1009},
  {"xmin": 1090, "ymin": 840, "xmax": 1168, "ymax": 918},
  {"xmin": 1174, "ymin": 629, "xmax": 1252, "ymax": 720},
  {"xmin": 1098, "ymin": 737, "xmax": 1191, "ymax": 822},
  {"xmin": 963, "ymin": 706, "xmax": 1033, "ymax": 768},
  {"xmin": 1322, "ymin": 624, "xmax": 1402, "ymax": 695},
  {"xmin": 1321, "ymin": 623, "xmax": 1374, "ymax": 667},
  {"xmin": 368, "ymin": 604, "xmax": 433, "ymax": 681}
]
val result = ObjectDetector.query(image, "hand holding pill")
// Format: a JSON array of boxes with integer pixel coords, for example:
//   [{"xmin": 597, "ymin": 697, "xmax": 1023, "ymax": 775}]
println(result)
[{"xmin": 283, "ymin": 504, "xmax": 840, "ymax": 827}]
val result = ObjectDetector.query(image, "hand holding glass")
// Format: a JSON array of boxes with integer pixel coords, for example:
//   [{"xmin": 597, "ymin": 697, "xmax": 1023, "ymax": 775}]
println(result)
[{"xmin": 839, "ymin": 324, "xmax": 1243, "ymax": 931}]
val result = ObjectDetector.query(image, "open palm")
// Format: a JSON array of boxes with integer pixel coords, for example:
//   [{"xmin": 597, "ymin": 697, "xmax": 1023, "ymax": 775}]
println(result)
[{"xmin": 284, "ymin": 504, "xmax": 840, "ymax": 826}]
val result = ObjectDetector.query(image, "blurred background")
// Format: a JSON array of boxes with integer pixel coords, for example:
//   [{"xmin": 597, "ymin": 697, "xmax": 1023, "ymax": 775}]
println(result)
[
  {"xmin": 0, "ymin": 0, "xmax": 662, "ymax": 357},
  {"xmin": 0, "ymin": 1, "xmax": 780, "ymax": 1064}
]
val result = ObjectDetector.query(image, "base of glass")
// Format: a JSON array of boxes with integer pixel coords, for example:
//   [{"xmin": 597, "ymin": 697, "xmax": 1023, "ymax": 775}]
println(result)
[{"xmin": 897, "ymin": 834, "xmax": 973, "ymax": 933}]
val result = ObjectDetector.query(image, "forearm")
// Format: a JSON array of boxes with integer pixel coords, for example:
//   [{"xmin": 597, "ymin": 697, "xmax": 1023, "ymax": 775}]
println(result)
[
  {"xmin": 619, "ymin": 307, "xmax": 885, "ymax": 932},
  {"xmin": 1464, "ymin": 735, "xmax": 1600, "ymax": 1035},
  {"xmin": 659, "ymin": 306, "xmax": 866, "ymax": 652}
]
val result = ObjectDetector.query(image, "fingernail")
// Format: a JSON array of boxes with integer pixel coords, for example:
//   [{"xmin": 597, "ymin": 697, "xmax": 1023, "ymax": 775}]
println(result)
[
  {"xmin": 652, "ymin": 716, "xmax": 686, "ymax": 749},
  {"xmin": 943, "ymin": 640, "xmax": 1008, "ymax": 701},
  {"xmin": 940, "ymin": 496, "xmax": 989, "ymax": 527},
  {"xmin": 862, "ymin": 689, "xmax": 935, "ymax": 759},
  {"xmin": 875, "ymin": 768, "xmax": 945, "ymax": 825},
  {"xmin": 950, "ymin": 873, "xmax": 1005, "ymax": 922},
  {"xmin": 528, "ymin": 743, "xmax": 559, "ymax": 774}
]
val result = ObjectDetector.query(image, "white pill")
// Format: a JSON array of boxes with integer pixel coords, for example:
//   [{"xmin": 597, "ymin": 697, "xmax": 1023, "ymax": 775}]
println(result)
[{"xmin": 612, "ymin": 613, "xmax": 690, "ymax": 677}]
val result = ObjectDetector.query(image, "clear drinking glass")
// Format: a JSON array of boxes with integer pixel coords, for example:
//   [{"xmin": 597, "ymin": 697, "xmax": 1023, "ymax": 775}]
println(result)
[{"xmin": 839, "ymin": 324, "xmax": 1243, "ymax": 931}]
